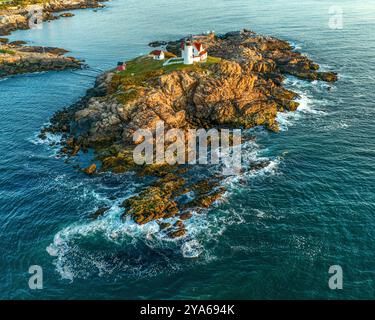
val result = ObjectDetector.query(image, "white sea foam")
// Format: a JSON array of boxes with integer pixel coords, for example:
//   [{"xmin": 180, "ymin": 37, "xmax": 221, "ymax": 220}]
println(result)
[
  {"xmin": 290, "ymin": 235, "xmax": 322, "ymax": 261},
  {"xmin": 321, "ymin": 120, "xmax": 350, "ymax": 132},
  {"xmin": 289, "ymin": 41, "xmax": 302, "ymax": 51},
  {"xmin": 52, "ymin": 204, "xmax": 158, "ymax": 245},
  {"xmin": 254, "ymin": 209, "xmax": 266, "ymax": 218},
  {"xmin": 277, "ymin": 76, "xmax": 330, "ymax": 132},
  {"xmin": 47, "ymin": 204, "xmax": 163, "ymax": 280},
  {"xmin": 296, "ymin": 94, "xmax": 325, "ymax": 115},
  {"xmin": 181, "ymin": 240, "xmax": 204, "ymax": 258},
  {"xmin": 29, "ymin": 130, "xmax": 65, "ymax": 159},
  {"xmin": 29, "ymin": 131, "xmax": 62, "ymax": 146},
  {"xmin": 47, "ymin": 182, "xmax": 244, "ymax": 280},
  {"xmin": 253, "ymin": 208, "xmax": 285, "ymax": 221}
]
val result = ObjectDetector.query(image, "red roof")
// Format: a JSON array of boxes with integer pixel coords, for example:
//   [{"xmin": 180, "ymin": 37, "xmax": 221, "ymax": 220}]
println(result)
[
  {"xmin": 181, "ymin": 41, "xmax": 204, "ymax": 52},
  {"xmin": 150, "ymin": 50, "xmax": 163, "ymax": 56},
  {"xmin": 193, "ymin": 42, "xmax": 203, "ymax": 52},
  {"xmin": 199, "ymin": 50, "xmax": 207, "ymax": 56}
]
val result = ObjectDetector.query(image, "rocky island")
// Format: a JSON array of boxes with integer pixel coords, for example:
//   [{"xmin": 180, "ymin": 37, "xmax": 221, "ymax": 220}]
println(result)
[
  {"xmin": 41, "ymin": 30, "xmax": 338, "ymax": 238},
  {"xmin": 0, "ymin": 39, "xmax": 81, "ymax": 76},
  {"xmin": 0, "ymin": 0, "xmax": 105, "ymax": 36}
]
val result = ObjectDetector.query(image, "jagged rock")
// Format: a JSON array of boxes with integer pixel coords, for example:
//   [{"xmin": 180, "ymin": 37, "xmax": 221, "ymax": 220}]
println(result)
[
  {"xmin": 90, "ymin": 206, "xmax": 110, "ymax": 219},
  {"xmin": 0, "ymin": 43, "xmax": 82, "ymax": 77},
  {"xmin": 180, "ymin": 212, "xmax": 193, "ymax": 220},
  {"xmin": 149, "ymin": 41, "xmax": 167, "ymax": 47},
  {"xmin": 250, "ymin": 161, "xmax": 271, "ymax": 171},
  {"xmin": 174, "ymin": 220, "xmax": 185, "ymax": 228},
  {"xmin": 83, "ymin": 164, "xmax": 97, "ymax": 175},
  {"xmin": 158, "ymin": 222, "xmax": 172, "ymax": 230},
  {"xmin": 8, "ymin": 40, "xmax": 27, "ymax": 46},
  {"xmin": 168, "ymin": 228, "xmax": 186, "ymax": 239},
  {"xmin": 121, "ymin": 181, "xmax": 181, "ymax": 224},
  {"xmin": 59, "ymin": 13, "xmax": 75, "ymax": 18},
  {"xmin": 17, "ymin": 46, "xmax": 69, "ymax": 55}
]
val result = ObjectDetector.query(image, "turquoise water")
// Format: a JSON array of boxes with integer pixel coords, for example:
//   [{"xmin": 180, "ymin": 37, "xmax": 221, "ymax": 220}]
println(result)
[{"xmin": 1, "ymin": 0, "xmax": 375, "ymax": 299}]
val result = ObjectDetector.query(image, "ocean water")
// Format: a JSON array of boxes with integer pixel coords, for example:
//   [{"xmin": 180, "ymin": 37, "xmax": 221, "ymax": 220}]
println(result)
[{"xmin": 1, "ymin": 0, "xmax": 375, "ymax": 299}]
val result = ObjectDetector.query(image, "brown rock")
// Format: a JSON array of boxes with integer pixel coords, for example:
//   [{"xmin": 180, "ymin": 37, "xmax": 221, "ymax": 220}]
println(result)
[
  {"xmin": 149, "ymin": 40, "xmax": 168, "ymax": 47},
  {"xmin": 174, "ymin": 220, "xmax": 185, "ymax": 228},
  {"xmin": 83, "ymin": 164, "xmax": 97, "ymax": 175},
  {"xmin": 59, "ymin": 13, "xmax": 75, "ymax": 18},
  {"xmin": 250, "ymin": 161, "xmax": 271, "ymax": 171},
  {"xmin": 159, "ymin": 222, "xmax": 172, "ymax": 230},
  {"xmin": 90, "ymin": 206, "xmax": 109, "ymax": 219},
  {"xmin": 180, "ymin": 212, "xmax": 193, "ymax": 220},
  {"xmin": 70, "ymin": 145, "xmax": 80, "ymax": 156},
  {"xmin": 168, "ymin": 229, "xmax": 186, "ymax": 239},
  {"xmin": 9, "ymin": 40, "xmax": 27, "ymax": 46}
]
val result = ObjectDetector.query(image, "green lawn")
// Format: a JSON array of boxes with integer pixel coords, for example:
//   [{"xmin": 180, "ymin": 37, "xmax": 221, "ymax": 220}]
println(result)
[
  {"xmin": 119, "ymin": 55, "xmax": 221, "ymax": 77},
  {"xmin": 120, "ymin": 56, "xmax": 165, "ymax": 76}
]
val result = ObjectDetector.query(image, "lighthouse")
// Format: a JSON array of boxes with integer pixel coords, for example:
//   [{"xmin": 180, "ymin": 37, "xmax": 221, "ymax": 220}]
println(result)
[
  {"xmin": 180, "ymin": 39, "xmax": 208, "ymax": 65},
  {"xmin": 182, "ymin": 40, "xmax": 194, "ymax": 65}
]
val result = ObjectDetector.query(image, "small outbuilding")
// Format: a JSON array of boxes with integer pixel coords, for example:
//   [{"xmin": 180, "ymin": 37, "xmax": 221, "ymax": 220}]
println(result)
[
  {"xmin": 117, "ymin": 61, "xmax": 126, "ymax": 71},
  {"xmin": 150, "ymin": 50, "xmax": 165, "ymax": 60}
]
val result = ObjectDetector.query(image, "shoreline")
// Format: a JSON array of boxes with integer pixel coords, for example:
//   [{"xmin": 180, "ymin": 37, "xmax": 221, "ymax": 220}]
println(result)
[
  {"xmin": 0, "ymin": 41, "xmax": 82, "ymax": 77},
  {"xmin": 0, "ymin": 0, "xmax": 107, "ymax": 76},
  {"xmin": 0, "ymin": 0, "xmax": 106, "ymax": 36},
  {"xmin": 40, "ymin": 29, "xmax": 338, "ymax": 238}
]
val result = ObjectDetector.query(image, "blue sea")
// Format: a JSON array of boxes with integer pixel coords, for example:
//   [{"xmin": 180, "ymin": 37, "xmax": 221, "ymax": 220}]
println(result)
[{"xmin": 0, "ymin": 0, "xmax": 374, "ymax": 299}]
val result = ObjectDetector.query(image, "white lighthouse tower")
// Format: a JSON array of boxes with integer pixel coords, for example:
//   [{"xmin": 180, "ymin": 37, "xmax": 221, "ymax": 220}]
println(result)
[{"xmin": 182, "ymin": 41, "xmax": 194, "ymax": 65}]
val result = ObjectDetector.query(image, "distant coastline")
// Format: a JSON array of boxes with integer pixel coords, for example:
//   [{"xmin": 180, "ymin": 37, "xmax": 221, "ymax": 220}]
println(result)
[
  {"xmin": 0, "ymin": 0, "xmax": 105, "ymax": 36},
  {"xmin": 0, "ymin": 0, "xmax": 106, "ymax": 76}
]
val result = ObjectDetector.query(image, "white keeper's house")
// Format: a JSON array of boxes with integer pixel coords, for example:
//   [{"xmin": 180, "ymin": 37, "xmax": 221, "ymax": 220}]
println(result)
[{"xmin": 150, "ymin": 50, "xmax": 165, "ymax": 60}]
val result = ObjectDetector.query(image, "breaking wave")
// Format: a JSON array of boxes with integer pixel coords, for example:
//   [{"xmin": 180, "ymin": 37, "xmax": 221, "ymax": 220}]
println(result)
[
  {"xmin": 46, "ymin": 199, "xmax": 224, "ymax": 280},
  {"xmin": 276, "ymin": 76, "xmax": 331, "ymax": 131}
]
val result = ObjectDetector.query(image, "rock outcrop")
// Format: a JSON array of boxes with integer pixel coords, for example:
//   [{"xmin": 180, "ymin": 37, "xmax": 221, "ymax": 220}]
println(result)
[
  {"xmin": 165, "ymin": 30, "xmax": 338, "ymax": 82},
  {"xmin": 42, "ymin": 30, "xmax": 338, "ymax": 238},
  {"xmin": 0, "ymin": 42, "xmax": 82, "ymax": 77}
]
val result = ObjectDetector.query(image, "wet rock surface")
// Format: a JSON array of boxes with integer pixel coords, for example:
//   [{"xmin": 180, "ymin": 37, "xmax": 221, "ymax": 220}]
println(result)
[
  {"xmin": 59, "ymin": 12, "xmax": 75, "ymax": 18},
  {"xmin": 90, "ymin": 206, "xmax": 110, "ymax": 219}
]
